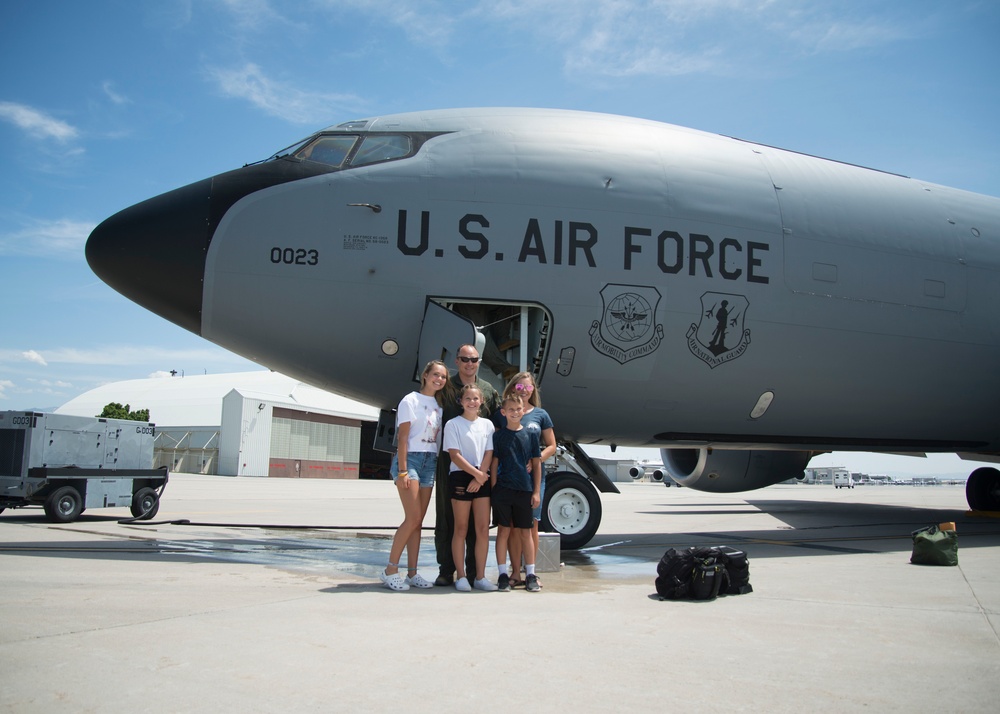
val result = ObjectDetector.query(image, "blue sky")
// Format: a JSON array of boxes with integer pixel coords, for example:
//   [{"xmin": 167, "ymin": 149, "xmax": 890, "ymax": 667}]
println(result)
[{"xmin": 1, "ymin": 1, "xmax": 998, "ymax": 475}]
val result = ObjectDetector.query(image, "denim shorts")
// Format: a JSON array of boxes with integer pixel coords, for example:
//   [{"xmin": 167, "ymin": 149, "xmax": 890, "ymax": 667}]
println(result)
[
  {"xmin": 531, "ymin": 473, "xmax": 547, "ymax": 521},
  {"xmin": 390, "ymin": 451, "xmax": 437, "ymax": 488}
]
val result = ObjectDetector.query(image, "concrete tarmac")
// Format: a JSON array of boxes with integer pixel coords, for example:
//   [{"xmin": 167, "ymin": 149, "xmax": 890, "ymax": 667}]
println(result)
[{"xmin": 2, "ymin": 475, "xmax": 999, "ymax": 712}]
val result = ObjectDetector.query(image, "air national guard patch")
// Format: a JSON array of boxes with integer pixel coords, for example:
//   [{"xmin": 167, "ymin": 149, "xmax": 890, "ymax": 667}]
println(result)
[
  {"xmin": 590, "ymin": 284, "xmax": 664, "ymax": 364},
  {"xmin": 687, "ymin": 292, "xmax": 751, "ymax": 368}
]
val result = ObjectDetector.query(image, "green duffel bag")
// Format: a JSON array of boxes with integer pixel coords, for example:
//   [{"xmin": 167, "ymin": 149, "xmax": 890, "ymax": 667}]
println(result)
[{"xmin": 910, "ymin": 524, "xmax": 958, "ymax": 566}]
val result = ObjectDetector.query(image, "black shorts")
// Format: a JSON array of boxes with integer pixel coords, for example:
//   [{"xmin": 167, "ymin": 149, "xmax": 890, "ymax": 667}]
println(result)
[
  {"xmin": 449, "ymin": 471, "xmax": 492, "ymax": 501},
  {"xmin": 491, "ymin": 484, "xmax": 533, "ymax": 529}
]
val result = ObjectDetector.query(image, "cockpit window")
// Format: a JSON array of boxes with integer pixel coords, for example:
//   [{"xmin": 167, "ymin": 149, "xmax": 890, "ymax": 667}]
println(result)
[
  {"xmin": 294, "ymin": 135, "xmax": 358, "ymax": 167},
  {"xmin": 351, "ymin": 135, "xmax": 412, "ymax": 167},
  {"xmin": 270, "ymin": 130, "xmax": 440, "ymax": 171}
]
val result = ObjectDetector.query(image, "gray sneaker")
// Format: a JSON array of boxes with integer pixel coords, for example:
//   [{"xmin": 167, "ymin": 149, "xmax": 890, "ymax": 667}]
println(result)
[
  {"xmin": 525, "ymin": 574, "xmax": 540, "ymax": 592},
  {"xmin": 474, "ymin": 577, "xmax": 498, "ymax": 592}
]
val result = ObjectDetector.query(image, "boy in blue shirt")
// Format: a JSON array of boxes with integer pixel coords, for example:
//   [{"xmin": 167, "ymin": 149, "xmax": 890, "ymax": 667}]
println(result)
[{"xmin": 490, "ymin": 393, "xmax": 542, "ymax": 592}]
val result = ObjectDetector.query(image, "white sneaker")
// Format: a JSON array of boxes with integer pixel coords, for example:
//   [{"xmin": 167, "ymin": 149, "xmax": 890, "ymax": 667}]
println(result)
[
  {"xmin": 473, "ymin": 578, "xmax": 498, "ymax": 592},
  {"xmin": 455, "ymin": 577, "xmax": 472, "ymax": 592},
  {"xmin": 379, "ymin": 569, "xmax": 409, "ymax": 591},
  {"xmin": 404, "ymin": 573, "xmax": 434, "ymax": 589}
]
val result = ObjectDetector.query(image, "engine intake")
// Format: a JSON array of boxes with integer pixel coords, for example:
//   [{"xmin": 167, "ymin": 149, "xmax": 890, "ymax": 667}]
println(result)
[{"xmin": 660, "ymin": 448, "xmax": 810, "ymax": 492}]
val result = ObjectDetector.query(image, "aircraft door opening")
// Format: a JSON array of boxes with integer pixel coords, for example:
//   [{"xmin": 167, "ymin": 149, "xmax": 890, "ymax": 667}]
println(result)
[
  {"xmin": 423, "ymin": 297, "xmax": 552, "ymax": 395},
  {"xmin": 416, "ymin": 300, "xmax": 480, "ymax": 380}
]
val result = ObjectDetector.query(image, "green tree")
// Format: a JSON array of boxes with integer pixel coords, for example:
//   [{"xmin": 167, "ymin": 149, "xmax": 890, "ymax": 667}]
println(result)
[{"xmin": 98, "ymin": 402, "xmax": 150, "ymax": 421}]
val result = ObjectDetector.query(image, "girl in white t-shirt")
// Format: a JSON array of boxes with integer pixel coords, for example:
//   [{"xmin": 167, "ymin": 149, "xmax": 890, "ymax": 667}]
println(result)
[
  {"xmin": 380, "ymin": 360, "xmax": 447, "ymax": 592},
  {"xmin": 443, "ymin": 384, "xmax": 497, "ymax": 592}
]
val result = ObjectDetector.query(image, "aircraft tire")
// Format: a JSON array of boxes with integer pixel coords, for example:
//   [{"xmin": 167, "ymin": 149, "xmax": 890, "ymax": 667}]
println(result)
[
  {"xmin": 44, "ymin": 486, "xmax": 83, "ymax": 523},
  {"xmin": 966, "ymin": 467, "xmax": 1000, "ymax": 511},
  {"xmin": 130, "ymin": 488, "xmax": 160, "ymax": 519},
  {"xmin": 540, "ymin": 472, "xmax": 602, "ymax": 550}
]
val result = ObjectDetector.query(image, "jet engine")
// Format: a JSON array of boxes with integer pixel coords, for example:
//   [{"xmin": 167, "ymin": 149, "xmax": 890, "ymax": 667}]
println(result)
[
  {"xmin": 660, "ymin": 448, "xmax": 810, "ymax": 492},
  {"xmin": 628, "ymin": 465, "xmax": 670, "ymax": 484}
]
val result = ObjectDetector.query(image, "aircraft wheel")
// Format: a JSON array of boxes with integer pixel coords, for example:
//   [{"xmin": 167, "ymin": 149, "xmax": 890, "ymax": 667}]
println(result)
[
  {"xmin": 540, "ymin": 473, "xmax": 602, "ymax": 550},
  {"xmin": 44, "ymin": 486, "xmax": 83, "ymax": 523},
  {"xmin": 130, "ymin": 488, "xmax": 160, "ymax": 519},
  {"xmin": 966, "ymin": 467, "xmax": 1000, "ymax": 511}
]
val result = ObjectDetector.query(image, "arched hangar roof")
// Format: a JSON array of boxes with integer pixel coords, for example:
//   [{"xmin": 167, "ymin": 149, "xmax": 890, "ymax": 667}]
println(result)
[{"xmin": 56, "ymin": 371, "xmax": 379, "ymax": 427}]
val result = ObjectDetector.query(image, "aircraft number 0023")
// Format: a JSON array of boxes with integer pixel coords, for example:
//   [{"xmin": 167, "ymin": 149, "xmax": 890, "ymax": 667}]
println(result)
[{"xmin": 270, "ymin": 247, "xmax": 319, "ymax": 266}]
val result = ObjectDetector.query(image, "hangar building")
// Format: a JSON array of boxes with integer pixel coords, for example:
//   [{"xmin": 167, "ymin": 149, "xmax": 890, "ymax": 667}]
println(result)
[{"xmin": 56, "ymin": 372, "xmax": 385, "ymax": 479}]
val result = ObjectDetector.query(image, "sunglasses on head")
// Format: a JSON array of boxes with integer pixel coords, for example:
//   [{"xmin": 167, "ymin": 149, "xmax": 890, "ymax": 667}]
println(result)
[
  {"xmin": 458, "ymin": 356, "xmax": 480, "ymax": 363},
  {"xmin": 515, "ymin": 383, "xmax": 534, "ymax": 392}
]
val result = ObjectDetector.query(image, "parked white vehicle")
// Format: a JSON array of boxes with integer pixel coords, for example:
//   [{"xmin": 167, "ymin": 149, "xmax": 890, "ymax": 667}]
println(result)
[{"xmin": 834, "ymin": 473, "xmax": 855, "ymax": 489}]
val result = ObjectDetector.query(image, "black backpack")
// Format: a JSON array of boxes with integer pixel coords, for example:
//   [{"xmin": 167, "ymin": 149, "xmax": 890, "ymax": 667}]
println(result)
[
  {"xmin": 655, "ymin": 548, "xmax": 695, "ymax": 599},
  {"xmin": 655, "ymin": 545, "xmax": 752, "ymax": 600},
  {"xmin": 716, "ymin": 546, "xmax": 753, "ymax": 595},
  {"xmin": 689, "ymin": 547, "xmax": 725, "ymax": 601}
]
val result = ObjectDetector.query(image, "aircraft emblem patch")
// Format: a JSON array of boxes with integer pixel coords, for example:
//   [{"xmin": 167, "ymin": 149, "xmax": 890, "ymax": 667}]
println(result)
[
  {"xmin": 590, "ymin": 284, "xmax": 664, "ymax": 364},
  {"xmin": 687, "ymin": 292, "xmax": 751, "ymax": 368}
]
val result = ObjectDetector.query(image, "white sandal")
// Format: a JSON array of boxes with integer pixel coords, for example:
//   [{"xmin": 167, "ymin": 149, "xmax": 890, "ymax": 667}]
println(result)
[{"xmin": 379, "ymin": 568, "xmax": 409, "ymax": 591}]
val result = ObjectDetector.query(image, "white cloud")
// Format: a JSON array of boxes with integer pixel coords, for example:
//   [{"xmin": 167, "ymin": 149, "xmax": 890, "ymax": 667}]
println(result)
[
  {"xmin": 31, "ymin": 378, "xmax": 73, "ymax": 389},
  {"xmin": 472, "ymin": 0, "xmax": 742, "ymax": 77},
  {"xmin": 0, "ymin": 346, "xmax": 255, "ymax": 391},
  {"xmin": 0, "ymin": 218, "xmax": 94, "ymax": 260},
  {"xmin": 473, "ymin": 0, "xmax": 926, "ymax": 79},
  {"xmin": 206, "ymin": 1, "xmax": 933, "ymax": 91},
  {"xmin": 24, "ymin": 345, "xmax": 240, "ymax": 368},
  {"xmin": 22, "ymin": 350, "xmax": 48, "ymax": 366},
  {"xmin": 314, "ymin": 0, "xmax": 459, "ymax": 49},
  {"xmin": 101, "ymin": 81, "xmax": 130, "ymax": 105},
  {"xmin": 206, "ymin": 62, "xmax": 368, "ymax": 125},
  {"xmin": 0, "ymin": 101, "xmax": 80, "ymax": 142},
  {"xmin": 143, "ymin": 0, "xmax": 193, "ymax": 31},
  {"xmin": 219, "ymin": 0, "xmax": 291, "ymax": 30},
  {"xmin": 0, "ymin": 380, "xmax": 13, "ymax": 399},
  {"xmin": 808, "ymin": 18, "xmax": 915, "ymax": 53}
]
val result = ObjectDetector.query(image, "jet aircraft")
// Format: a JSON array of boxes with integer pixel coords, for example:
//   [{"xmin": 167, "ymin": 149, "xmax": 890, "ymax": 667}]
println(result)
[{"xmin": 86, "ymin": 108, "xmax": 1000, "ymax": 548}]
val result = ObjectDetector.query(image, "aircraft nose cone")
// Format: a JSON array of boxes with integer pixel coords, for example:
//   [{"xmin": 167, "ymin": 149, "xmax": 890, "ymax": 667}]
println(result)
[{"xmin": 86, "ymin": 178, "xmax": 212, "ymax": 335}]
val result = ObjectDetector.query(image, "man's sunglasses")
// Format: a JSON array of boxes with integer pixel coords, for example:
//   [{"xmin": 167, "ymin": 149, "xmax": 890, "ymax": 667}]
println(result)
[{"xmin": 458, "ymin": 356, "xmax": 480, "ymax": 363}]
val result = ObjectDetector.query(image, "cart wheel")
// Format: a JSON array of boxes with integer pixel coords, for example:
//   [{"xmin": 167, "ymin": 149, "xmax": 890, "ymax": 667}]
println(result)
[
  {"xmin": 130, "ymin": 487, "xmax": 160, "ymax": 519},
  {"xmin": 44, "ymin": 486, "xmax": 84, "ymax": 523}
]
